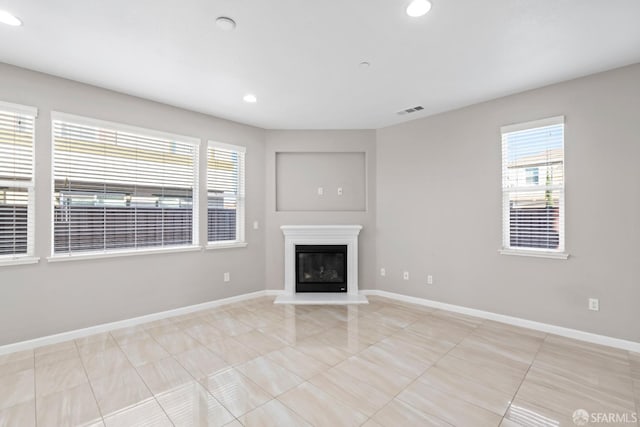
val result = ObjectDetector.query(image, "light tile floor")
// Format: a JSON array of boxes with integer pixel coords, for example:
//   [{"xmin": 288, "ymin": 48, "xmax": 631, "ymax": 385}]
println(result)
[{"xmin": 0, "ymin": 296, "xmax": 638, "ymax": 427}]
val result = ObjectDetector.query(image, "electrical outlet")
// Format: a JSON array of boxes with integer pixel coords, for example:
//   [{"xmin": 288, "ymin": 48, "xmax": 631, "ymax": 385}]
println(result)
[
  {"xmin": 337, "ymin": 187, "xmax": 343, "ymax": 196},
  {"xmin": 380, "ymin": 268, "xmax": 386, "ymax": 277},
  {"xmin": 317, "ymin": 187, "xmax": 324, "ymax": 196},
  {"xmin": 588, "ymin": 298, "xmax": 599, "ymax": 311},
  {"xmin": 427, "ymin": 275, "xmax": 433, "ymax": 285},
  {"xmin": 224, "ymin": 272, "xmax": 230, "ymax": 282},
  {"xmin": 403, "ymin": 271, "xmax": 409, "ymax": 280},
  {"xmin": 253, "ymin": 221, "xmax": 259, "ymax": 230}
]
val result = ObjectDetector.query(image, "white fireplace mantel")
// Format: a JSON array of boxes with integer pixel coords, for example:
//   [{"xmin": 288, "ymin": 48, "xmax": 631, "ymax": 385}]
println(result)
[{"xmin": 274, "ymin": 225, "xmax": 368, "ymax": 305}]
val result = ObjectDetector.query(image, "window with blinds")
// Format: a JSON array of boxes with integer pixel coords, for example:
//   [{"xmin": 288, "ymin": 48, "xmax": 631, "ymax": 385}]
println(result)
[
  {"xmin": 0, "ymin": 102, "xmax": 36, "ymax": 260},
  {"xmin": 52, "ymin": 113, "xmax": 199, "ymax": 256},
  {"xmin": 207, "ymin": 142, "xmax": 245, "ymax": 244},
  {"xmin": 501, "ymin": 116, "xmax": 565, "ymax": 254}
]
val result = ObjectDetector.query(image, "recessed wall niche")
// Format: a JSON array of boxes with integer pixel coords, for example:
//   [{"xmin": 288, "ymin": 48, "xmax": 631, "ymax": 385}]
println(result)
[{"xmin": 276, "ymin": 152, "xmax": 366, "ymax": 211}]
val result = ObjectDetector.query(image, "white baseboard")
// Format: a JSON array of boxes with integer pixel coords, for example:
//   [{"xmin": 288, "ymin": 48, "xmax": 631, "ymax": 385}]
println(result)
[
  {"xmin": 274, "ymin": 292, "xmax": 368, "ymax": 305},
  {"xmin": 264, "ymin": 289, "xmax": 285, "ymax": 296},
  {"xmin": 3, "ymin": 288, "xmax": 637, "ymax": 356},
  {"xmin": 0, "ymin": 290, "xmax": 269, "ymax": 356},
  {"xmin": 361, "ymin": 289, "xmax": 640, "ymax": 353}
]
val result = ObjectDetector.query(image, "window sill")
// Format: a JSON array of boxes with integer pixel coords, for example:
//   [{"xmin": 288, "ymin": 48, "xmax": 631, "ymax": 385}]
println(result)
[
  {"xmin": 47, "ymin": 245, "xmax": 202, "ymax": 263},
  {"xmin": 499, "ymin": 249, "xmax": 569, "ymax": 260},
  {"xmin": 205, "ymin": 242, "xmax": 248, "ymax": 250},
  {"xmin": 0, "ymin": 256, "xmax": 40, "ymax": 267}
]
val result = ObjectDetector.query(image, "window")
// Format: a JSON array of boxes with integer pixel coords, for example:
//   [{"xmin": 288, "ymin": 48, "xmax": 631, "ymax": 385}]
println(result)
[
  {"xmin": 0, "ymin": 101, "xmax": 37, "ymax": 262},
  {"xmin": 52, "ymin": 113, "xmax": 199, "ymax": 257},
  {"xmin": 207, "ymin": 141, "xmax": 245, "ymax": 245},
  {"xmin": 525, "ymin": 167, "xmax": 539, "ymax": 185},
  {"xmin": 501, "ymin": 116, "xmax": 566, "ymax": 257}
]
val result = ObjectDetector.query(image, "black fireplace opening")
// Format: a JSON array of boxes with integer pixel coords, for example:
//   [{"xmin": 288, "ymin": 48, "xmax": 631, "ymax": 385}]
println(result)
[{"xmin": 295, "ymin": 245, "xmax": 347, "ymax": 293}]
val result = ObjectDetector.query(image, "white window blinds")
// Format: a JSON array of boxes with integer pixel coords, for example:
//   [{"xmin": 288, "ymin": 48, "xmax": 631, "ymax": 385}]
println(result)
[
  {"xmin": 207, "ymin": 142, "xmax": 245, "ymax": 244},
  {"xmin": 52, "ymin": 114, "xmax": 199, "ymax": 256},
  {"xmin": 0, "ymin": 102, "xmax": 36, "ymax": 259},
  {"xmin": 501, "ymin": 116, "xmax": 565, "ymax": 253}
]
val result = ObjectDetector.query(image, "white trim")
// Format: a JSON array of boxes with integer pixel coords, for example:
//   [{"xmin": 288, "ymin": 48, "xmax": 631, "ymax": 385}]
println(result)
[
  {"xmin": 50, "ymin": 114, "xmax": 201, "ymax": 256},
  {"xmin": 47, "ymin": 245, "xmax": 202, "ymax": 263},
  {"xmin": 192, "ymin": 144, "xmax": 201, "ymax": 247},
  {"xmin": 500, "ymin": 115, "xmax": 565, "ymax": 134},
  {"xmin": 208, "ymin": 140, "xmax": 247, "ymax": 153},
  {"xmin": 0, "ymin": 180, "xmax": 34, "ymax": 188},
  {"xmin": 499, "ymin": 249, "xmax": 569, "ymax": 260},
  {"xmin": 279, "ymin": 225, "xmax": 362, "ymax": 298},
  {"xmin": 280, "ymin": 225, "xmax": 364, "ymax": 234},
  {"xmin": 49, "ymin": 121, "xmax": 55, "ymax": 257},
  {"xmin": 0, "ymin": 105, "xmax": 37, "ymax": 258},
  {"xmin": 206, "ymin": 242, "xmax": 248, "ymax": 250},
  {"xmin": 0, "ymin": 256, "xmax": 40, "ymax": 267},
  {"xmin": 274, "ymin": 292, "xmax": 368, "ymax": 305},
  {"xmin": 501, "ymin": 116, "xmax": 566, "ymax": 254},
  {"xmin": 206, "ymin": 142, "xmax": 246, "ymax": 245},
  {"xmin": 0, "ymin": 290, "xmax": 269, "ymax": 355},
  {"xmin": 360, "ymin": 290, "xmax": 640, "ymax": 353},
  {"xmin": 50, "ymin": 111, "xmax": 200, "ymax": 145},
  {"xmin": 503, "ymin": 184, "xmax": 564, "ymax": 192},
  {"xmin": 0, "ymin": 100, "xmax": 38, "ymax": 117}
]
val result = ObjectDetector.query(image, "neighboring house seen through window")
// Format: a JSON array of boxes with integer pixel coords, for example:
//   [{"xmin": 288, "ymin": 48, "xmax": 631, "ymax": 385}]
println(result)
[
  {"xmin": 0, "ymin": 102, "xmax": 37, "ymax": 261},
  {"xmin": 525, "ymin": 167, "xmax": 539, "ymax": 185},
  {"xmin": 207, "ymin": 141, "xmax": 245, "ymax": 245},
  {"xmin": 501, "ymin": 116, "xmax": 565, "ymax": 256},
  {"xmin": 51, "ymin": 113, "xmax": 200, "ymax": 256}
]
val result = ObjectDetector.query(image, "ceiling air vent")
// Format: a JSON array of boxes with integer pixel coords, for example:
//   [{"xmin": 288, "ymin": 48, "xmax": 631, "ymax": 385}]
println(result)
[{"xmin": 397, "ymin": 105, "xmax": 424, "ymax": 115}]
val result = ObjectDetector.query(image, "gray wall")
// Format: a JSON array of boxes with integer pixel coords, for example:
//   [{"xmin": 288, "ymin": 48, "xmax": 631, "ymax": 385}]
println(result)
[
  {"xmin": 0, "ymin": 63, "xmax": 266, "ymax": 345},
  {"xmin": 265, "ymin": 130, "xmax": 376, "ymax": 292},
  {"xmin": 276, "ymin": 152, "xmax": 367, "ymax": 212},
  {"xmin": 376, "ymin": 64, "xmax": 640, "ymax": 342},
  {"xmin": 2, "ymin": 60, "xmax": 638, "ymax": 346}
]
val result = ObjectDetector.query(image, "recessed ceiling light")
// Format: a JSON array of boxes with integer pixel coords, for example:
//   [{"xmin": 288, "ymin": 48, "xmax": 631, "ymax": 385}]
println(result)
[
  {"xmin": 215, "ymin": 16, "xmax": 236, "ymax": 31},
  {"xmin": 359, "ymin": 61, "xmax": 371, "ymax": 68},
  {"xmin": 243, "ymin": 94, "xmax": 257, "ymax": 103},
  {"xmin": 406, "ymin": 0, "xmax": 432, "ymax": 17},
  {"xmin": 0, "ymin": 10, "xmax": 22, "ymax": 26}
]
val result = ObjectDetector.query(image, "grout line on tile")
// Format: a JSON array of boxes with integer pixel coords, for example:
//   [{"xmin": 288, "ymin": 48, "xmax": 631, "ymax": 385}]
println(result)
[
  {"xmin": 275, "ymin": 381, "xmax": 314, "ymax": 425},
  {"xmin": 497, "ymin": 328, "xmax": 547, "ymax": 426},
  {"xmin": 33, "ymin": 347, "xmax": 37, "ymax": 427},
  {"xmin": 276, "ymin": 379, "xmax": 367, "ymax": 427},
  {"xmin": 356, "ymin": 309, "xmax": 468, "ymax": 426},
  {"xmin": 109, "ymin": 330, "xmax": 176, "ymax": 427},
  {"xmin": 168, "ymin": 343, "xmax": 232, "ymax": 419},
  {"xmin": 631, "ymin": 362, "xmax": 640, "ymax": 427},
  {"xmin": 161, "ymin": 317, "xmax": 275, "ymax": 422},
  {"xmin": 73, "ymin": 339, "xmax": 105, "ymax": 426}
]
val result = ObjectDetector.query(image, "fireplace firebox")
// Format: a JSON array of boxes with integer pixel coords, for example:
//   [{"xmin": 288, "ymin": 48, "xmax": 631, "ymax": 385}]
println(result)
[{"xmin": 295, "ymin": 245, "xmax": 347, "ymax": 293}]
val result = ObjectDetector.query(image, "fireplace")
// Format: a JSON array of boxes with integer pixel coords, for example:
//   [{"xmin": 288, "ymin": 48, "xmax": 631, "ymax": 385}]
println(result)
[
  {"xmin": 275, "ymin": 225, "xmax": 368, "ymax": 304},
  {"xmin": 296, "ymin": 245, "xmax": 347, "ymax": 293}
]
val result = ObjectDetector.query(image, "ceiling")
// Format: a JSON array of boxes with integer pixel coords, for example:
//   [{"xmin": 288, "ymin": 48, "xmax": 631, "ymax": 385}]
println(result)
[{"xmin": 1, "ymin": 0, "xmax": 639, "ymax": 129}]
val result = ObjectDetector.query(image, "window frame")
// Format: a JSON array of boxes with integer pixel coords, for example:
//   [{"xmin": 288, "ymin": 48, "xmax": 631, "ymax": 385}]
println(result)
[
  {"xmin": 48, "ymin": 112, "xmax": 201, "ymax": 261},
  {"xmin": 499, "ymin": 116, "xmax": 568, "ymax": 260},
  {"xmin": 206, "ymin": 140, "xmax": 246, "ymax": 249},
  {"xmin": 0, "ymin": 101, "xmax": 39, "ymax": 267}
]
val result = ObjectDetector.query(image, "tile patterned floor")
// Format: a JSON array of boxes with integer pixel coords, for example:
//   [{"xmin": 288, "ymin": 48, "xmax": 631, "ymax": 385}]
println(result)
[{"xmin": 0, "ymin": 296, "xmax": 638, "ymax": 427}]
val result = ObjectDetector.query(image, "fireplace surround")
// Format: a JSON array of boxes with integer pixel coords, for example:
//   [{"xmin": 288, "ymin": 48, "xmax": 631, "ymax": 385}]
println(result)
[{"xmin": 275, "ymin": 225, "xmax": 368, "ymax": 304}]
